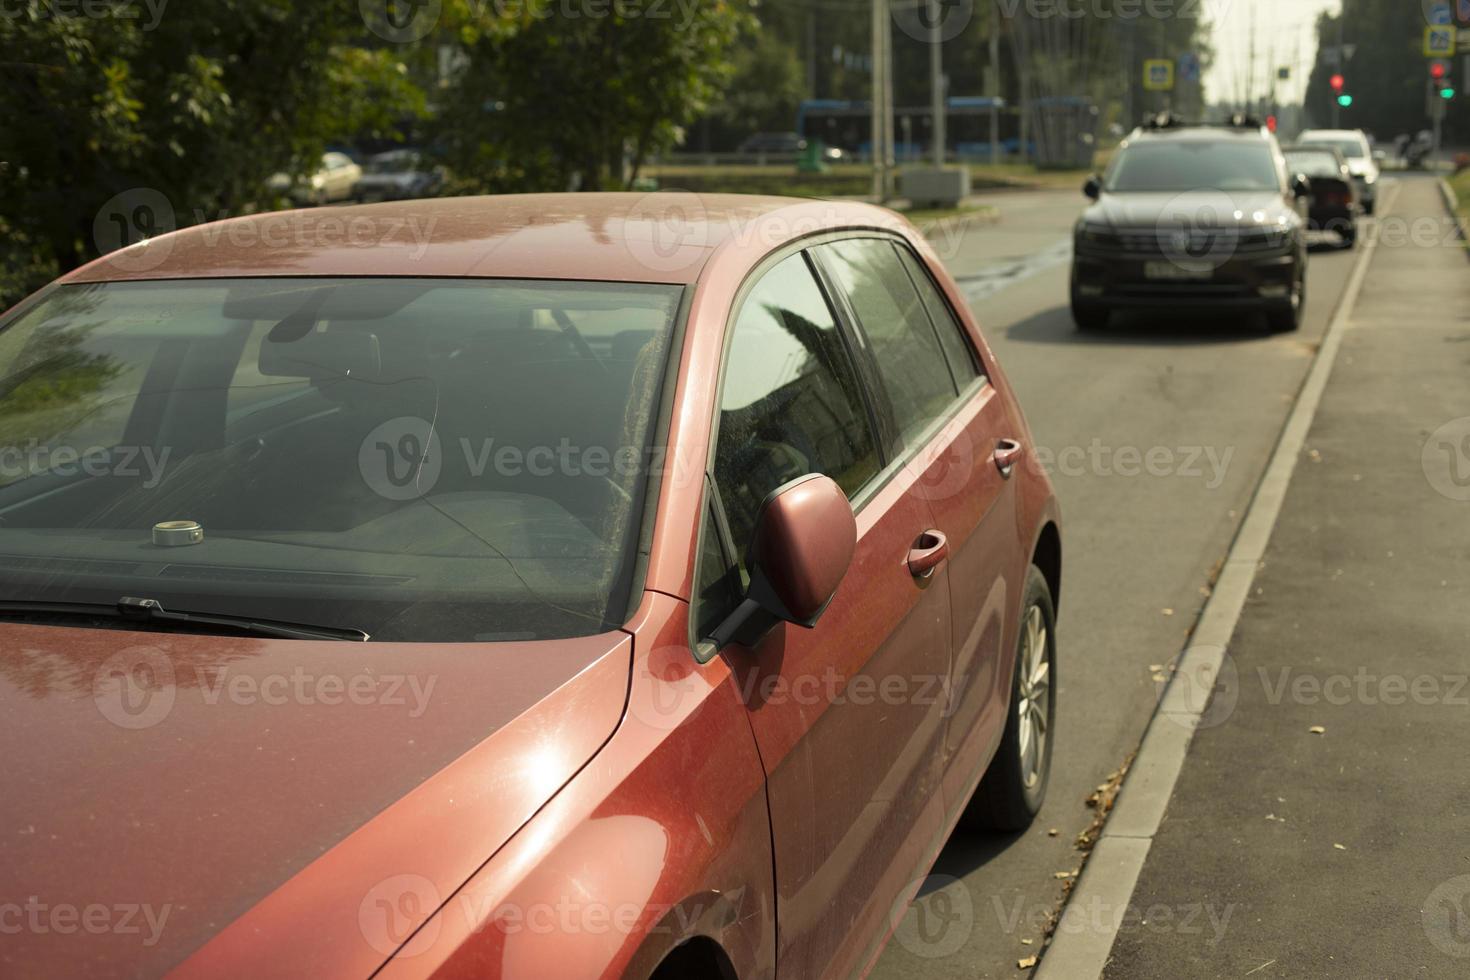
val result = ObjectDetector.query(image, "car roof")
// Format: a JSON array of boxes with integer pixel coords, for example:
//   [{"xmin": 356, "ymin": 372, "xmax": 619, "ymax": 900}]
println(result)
[
  {"xmin": 1128, "ymin": 126, "xmax": 1272, "ymax": 144},
  {"xmin": 63, "ymin": 193, "xmax": 906, "ymax": 288},
  {"xmin": 1298, "ymin": 129, "xmax": 1366, "ymax": 140},
  {"xmin": 1283, "ymin": 144, "xmax": 1344, "ymax": 156}
]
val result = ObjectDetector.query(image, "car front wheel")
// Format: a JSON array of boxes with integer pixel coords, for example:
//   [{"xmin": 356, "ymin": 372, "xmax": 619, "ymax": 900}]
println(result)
[
  {"xmin": 1070, "ymin": 291, "xmax": 1111, "ymax": 331},
  {"xmin": 1267, "ymin": 265, "xmax": 1305, "ymax": 332},
  {"xmin": 962, "ymin": 566, "xmax": 1056, "ymax": 831}
]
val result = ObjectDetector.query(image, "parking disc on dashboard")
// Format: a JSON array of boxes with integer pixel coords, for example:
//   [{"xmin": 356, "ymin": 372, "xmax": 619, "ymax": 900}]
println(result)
[{"xmin": 152, "ymin": 520, "xmax": 204, "ymax": 547}]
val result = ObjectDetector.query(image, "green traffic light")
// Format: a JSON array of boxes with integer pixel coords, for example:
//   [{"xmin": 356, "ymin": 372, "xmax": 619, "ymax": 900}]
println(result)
[
  {"xmin": 1337, "ymin": 94, "xmax": 1353, "ymax": 107},
  {"xmin": 1441, "ymin": 87, "xmax": 1456, "ymax": 99}
]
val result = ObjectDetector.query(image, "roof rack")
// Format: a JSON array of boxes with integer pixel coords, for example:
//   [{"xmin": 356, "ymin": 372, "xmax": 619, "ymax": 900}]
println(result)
[{"xmin": 1141, "ymin": 111, "xmax": 1266, "ymax": 131}]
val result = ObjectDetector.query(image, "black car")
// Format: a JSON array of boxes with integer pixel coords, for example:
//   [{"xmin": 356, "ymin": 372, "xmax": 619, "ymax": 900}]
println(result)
[
  {"xmin": 1070, "ymin": 115, "xmax": 1310, "ymax": 332},
  {"xmin": 1283, "ymin": 144, "xmax": 1360, "ymax": 248}
]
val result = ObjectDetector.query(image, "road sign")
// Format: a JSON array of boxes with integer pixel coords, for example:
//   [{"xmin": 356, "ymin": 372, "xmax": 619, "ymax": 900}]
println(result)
[
  {"xmin": 1428, "ymin": 1, "xmax": 1452, "ymax": 25},
  {"xmin": 1426, "ymin": 25, "xmax": 1456, "ymax": 55},
  {"xmin": 1144, "ymin": 59, "xmax": 1174, "ymax": 91},
  {"xmin": 1178, "ymin": 52, "xmax": 1201, "ymax": 84}
]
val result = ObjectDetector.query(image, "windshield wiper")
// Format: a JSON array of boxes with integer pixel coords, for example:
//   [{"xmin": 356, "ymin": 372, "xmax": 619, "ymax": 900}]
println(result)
[{"xmin": 0, "ymin": 597, "xmax": 369, "ymax": 642}]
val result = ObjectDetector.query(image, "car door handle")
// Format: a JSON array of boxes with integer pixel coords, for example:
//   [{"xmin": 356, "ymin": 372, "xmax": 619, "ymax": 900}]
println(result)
[
  {"xmin": 993, "ymin": 438, "xmax": 1024, "ymax": 478},
  {"xmin": 907, "ymin": 530, "xmax": 949, "ymax": 579}
]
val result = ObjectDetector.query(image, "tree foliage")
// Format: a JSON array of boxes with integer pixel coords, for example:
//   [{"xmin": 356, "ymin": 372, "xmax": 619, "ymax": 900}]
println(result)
[
  {"xmin": 435, "ymin": 0, "xmax": 751, "ymax": 191},
  {"xmin": 1303, "ymin": 2, "xmax": 1468, "ymax": 141},
  {"xmin": 0, "ymin": 1, "xmax": 425, "ymax": 305}
]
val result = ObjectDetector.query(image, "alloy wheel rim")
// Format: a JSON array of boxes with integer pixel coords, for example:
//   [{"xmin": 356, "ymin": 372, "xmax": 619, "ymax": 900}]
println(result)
[{"xmin": 1016, "ymin": 604, "xmax": 1050, "ymax": 790}]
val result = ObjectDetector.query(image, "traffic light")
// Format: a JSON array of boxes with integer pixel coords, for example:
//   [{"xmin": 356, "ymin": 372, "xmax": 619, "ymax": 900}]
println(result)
[
  {"xmin": 1442, "ymin": 86, "xmax": 1457, "ymax": 99},
  {"xmin": 1265, "ymin": 114, "xmax": 1278, "ymax": 132},
  {"xmin": 1330, "ymin": 73, "xmax": 1345, "ymax": 92},
  {"xmin": 1337, "ymin": 94, "xmax": 1353, "ymax": 107},
  {"xmin": 1431, "ymin": 61, "xmax": 1447, "ymax": 80}
]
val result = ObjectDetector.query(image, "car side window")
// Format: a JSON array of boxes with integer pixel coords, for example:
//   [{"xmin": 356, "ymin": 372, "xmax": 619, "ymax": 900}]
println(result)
[
  {"xmin": 893, "ymin": 244, "xmax": 984, "ymax": 386},
  {"xmin": 710, "ymin": 252, "xmax": 881, "ymax": 578},
  {"xmin": 816, "ymin": 238, "xmax": 959, "ymax": 444}
]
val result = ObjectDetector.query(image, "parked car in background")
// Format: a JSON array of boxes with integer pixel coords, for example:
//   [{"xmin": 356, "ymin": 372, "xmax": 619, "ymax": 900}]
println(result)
[
  {"xmin": 266, "ymin": 151, "xmax": 363, "ymax": 206},
  {"xmin": 354, "ymin": 149, "xmax": 446, "ymax": 202},
  {"xmin": 1071, "ymin": 115, "xmax": 1310, "ymax": 332},
  {"xmin": 1296, "ymin": 129, "xmax": 1379, "ymax": 214},
  {"xmin": 737, "ymin": 131, "xmax": 844, "ymax": 161},
  {"xmin": 1283, "ymin": 144, "xmax": 1360, "ymax": 247},
  {"xmin": 0, "ymin": 193, "xmax": 1061, "ymax": 979}
]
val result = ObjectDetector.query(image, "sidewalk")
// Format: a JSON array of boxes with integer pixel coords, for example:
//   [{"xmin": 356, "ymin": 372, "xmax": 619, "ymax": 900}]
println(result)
[{"xmin": 1099, "ymin": 175, "xmax": 1470, "ymax": 977}]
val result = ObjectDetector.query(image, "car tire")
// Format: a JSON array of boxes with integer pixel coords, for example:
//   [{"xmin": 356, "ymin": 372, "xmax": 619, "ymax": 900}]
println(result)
[
  {"xmin": 1070, "ymin": 297, "xmax": 1110, "ymax": 331},
  {"xmin": 962, "ymin": 566, "xmax": 1056, "ymax": 832},
  {"xmin": 1267, "ymin": 268, "xmax": 1305, "ymax": 332}
]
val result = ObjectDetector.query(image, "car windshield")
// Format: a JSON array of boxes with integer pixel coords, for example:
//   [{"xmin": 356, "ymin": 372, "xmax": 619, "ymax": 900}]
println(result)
[
  {"xmin": 1105, "ymin": 141, "xmax": 1280, "ymax": 192},
  {"xmin": 0, "ymin": 277, "xmax": 682, "ymax": 642},
  {"xmin": 1302, "ymin": 137, "xmax": 1365, "ymax": 159},
  {"xmin": 1285, "ymin": 151, "xmax": 1342, "ymax": 178}
]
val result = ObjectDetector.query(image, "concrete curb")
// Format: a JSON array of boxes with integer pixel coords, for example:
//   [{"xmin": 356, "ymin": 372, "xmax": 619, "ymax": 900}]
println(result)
[
  {"xmin": 1032, "ymin": 181, "xmax": 1402, "ymax": 980},
  {"xmin": 1436, "ymin": 177, "xmax": 1468, "ymax": 255}
]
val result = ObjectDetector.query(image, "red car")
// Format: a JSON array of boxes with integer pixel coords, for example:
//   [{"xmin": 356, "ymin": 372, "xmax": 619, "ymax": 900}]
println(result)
[{"xmin": 0, "ymin": 194, "xmax": 1061, "ymax": 979}]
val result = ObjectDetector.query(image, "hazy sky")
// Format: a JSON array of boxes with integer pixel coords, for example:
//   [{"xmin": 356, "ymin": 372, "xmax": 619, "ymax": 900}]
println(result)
[{"xmin": 1204, "ymin": 0, "xmax": 1341, "ymax": 107}]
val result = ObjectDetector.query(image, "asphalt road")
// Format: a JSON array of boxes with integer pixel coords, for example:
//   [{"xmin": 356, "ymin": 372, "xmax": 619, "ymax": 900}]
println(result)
[{"xmin": 871, "ymin": 185, "xmax": 1375, "ymax": 979}]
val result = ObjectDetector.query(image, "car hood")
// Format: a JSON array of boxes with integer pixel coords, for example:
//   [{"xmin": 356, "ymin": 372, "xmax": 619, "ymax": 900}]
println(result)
[
  {"xmin": 1344, "ymin": 159, "xmax": 1376, "ymax": 178},
  {"xmin": 0, "ymin": 622, "xmax": 631, "ymax": 978},
  {"xmin": 1083, "ymin": 190, "xmax": 1292, "ymax": 229}
]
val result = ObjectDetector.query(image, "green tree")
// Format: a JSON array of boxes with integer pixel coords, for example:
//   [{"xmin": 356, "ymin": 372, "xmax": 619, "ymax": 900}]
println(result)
[
  {"xmin": 0, "ymin": 1, "xmax": 426, "ymax": 308},
  {"xmin": 1304, "ymin": 2, "xmax": 1468, "ymax": 142},
  {"xmin": 436, "ymin": 0, "xmax": 752, "ymax": 191}
]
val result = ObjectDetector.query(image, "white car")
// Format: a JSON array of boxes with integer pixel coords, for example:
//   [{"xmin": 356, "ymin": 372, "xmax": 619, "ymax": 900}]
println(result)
[
  {"xmin": 266, "ymin": 152, "xmax": 363, "ymax": 206},
  {"xmin": 1296, "ymin": 129, "xmax": 1379, "ymax": 214}
]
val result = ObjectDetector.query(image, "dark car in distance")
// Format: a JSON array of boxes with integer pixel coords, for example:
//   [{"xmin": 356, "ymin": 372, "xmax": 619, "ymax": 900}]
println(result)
[
  {"xmin": 1283, "ymin": 144, "xmax": 1360, "ymax": 248},
  {"xmin": 353, "ymin": 149, "xmax": 447, "ymax": 202},
  {"xmin": 1070, "ymin": 114, "xmax": 1311, "ymax": 333}
]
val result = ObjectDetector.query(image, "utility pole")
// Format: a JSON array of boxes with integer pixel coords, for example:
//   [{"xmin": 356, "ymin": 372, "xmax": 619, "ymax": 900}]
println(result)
[
  {"xmin": 929, "ymin": 0, "xmax": 946, "ymax": 165},
  {"xmin": 871, "ymin": 0, "xmax": 893, "ymax": 200},
  {"xmin": 1332, "ymin": 10, "xmax": 1344, "ymax": 127},
  {"xmin": 1246, "ymin": 0, "xmax": 1256, "ymax": 116},
  {"xmin": 806, "ymin": 9, "xmax": 818, "ymax": 99},
  {"xmin": 988, "ymin": 0, "xmax": 1001, "ymax": 165}
]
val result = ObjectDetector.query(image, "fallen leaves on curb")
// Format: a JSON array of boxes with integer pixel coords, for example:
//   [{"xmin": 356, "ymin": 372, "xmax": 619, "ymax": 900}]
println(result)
[
  {"xmin": 1018, "ymin": 955, "xmax": 1038, "ymax": 969},
  {"xmin": 1076, "ymin": 755, "xmax": 1133, "ymax": 853},
  {"xmin": 1309, "ymin": 725, "xmax": 1326, "ymax": 734}
]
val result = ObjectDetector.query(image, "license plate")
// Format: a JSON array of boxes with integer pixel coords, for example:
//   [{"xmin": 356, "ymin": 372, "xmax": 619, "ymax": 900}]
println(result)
[{"xmin": 1144, "ymin": 261, "xmax": 1213, "ymax": 281}]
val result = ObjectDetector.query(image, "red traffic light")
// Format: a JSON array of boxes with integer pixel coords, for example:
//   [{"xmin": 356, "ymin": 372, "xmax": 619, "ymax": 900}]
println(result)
[
  {"xmin": 1330, "ymin": 73, "xmax": 1345, "ymax": 92},
  {"xmin": 1266, "ymin": 114, "xmax": 1278, "ymax": 132},
  {"xmin": 1431, "ymin": 61, "xmax": 1447, "ymax": 80}
]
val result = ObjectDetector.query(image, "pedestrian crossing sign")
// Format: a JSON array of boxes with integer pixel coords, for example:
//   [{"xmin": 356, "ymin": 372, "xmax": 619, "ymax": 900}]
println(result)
[
  {"xmin": 1144, "ymin": 60, "xmax": 1175, "ymax": 92},
  {"xmin": 1426, "ymin": 25, "xmax": 1456, "ymax": 56}
]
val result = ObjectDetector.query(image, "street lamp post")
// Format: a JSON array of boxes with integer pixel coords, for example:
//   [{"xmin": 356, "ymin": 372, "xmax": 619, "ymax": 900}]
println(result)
[
  {"xmin": 872, "ymin": 0, "xmax": 891, "ymax": 200},
  {"xmin": 930, "ymin": 0, "xmax": 945, "ymax": 165}
]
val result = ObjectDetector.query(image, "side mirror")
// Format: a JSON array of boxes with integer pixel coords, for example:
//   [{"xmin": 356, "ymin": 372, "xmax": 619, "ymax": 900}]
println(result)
[
  {"xmin": 1083, "ymin": 175, "xmax": 1102, "ymax": 200},
  {"xmin": 1290, "ymin": 173, "xmax": 1311, "ymax": 199},
  {"xmin": 708, "ymin": 474, "xmax": 856, "ymax": 650}
]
